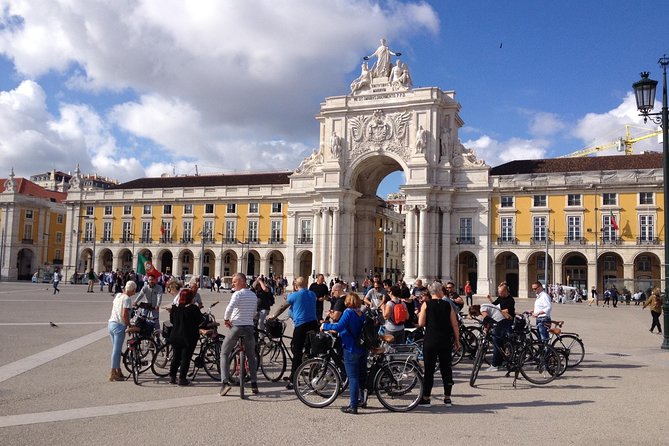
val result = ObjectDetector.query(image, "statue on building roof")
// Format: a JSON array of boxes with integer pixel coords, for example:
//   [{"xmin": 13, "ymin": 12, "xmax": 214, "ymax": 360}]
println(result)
[
  {"xmin": 350, "ymin": 62, "xmax": 372, "ymax": 95},
  {"xmin": 3, "ymin": 168, "xmax": 16, "ymax": 193},
  {"xmin": 363, "ymin": 38, "xmax": 402, "ymax": 79}
]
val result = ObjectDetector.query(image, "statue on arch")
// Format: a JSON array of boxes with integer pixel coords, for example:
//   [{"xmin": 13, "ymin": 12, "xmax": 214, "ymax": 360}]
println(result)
[
  {"xmin": 330, "ymin": 131, "xmax": 343, "ymax": 159},
  {"xmin": 363, "ymin": 38, "xmax": 401, "ymax": 79},
  {"xmin": 415, "ymin": 126, "xmax": 428, "ymax": 153},
  {"xmin": 390, "ymin": 60, "xmax": 412, "ymax": 90},
  {"xmin": 350, "ymin": 61, "xmax": 372, "ymax": 95}
]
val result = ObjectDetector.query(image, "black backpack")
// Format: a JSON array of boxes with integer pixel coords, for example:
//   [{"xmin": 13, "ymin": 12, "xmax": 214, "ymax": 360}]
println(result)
[{"xmin": 358, "ymin": 310, "xmax": 380, "ymax": 350}]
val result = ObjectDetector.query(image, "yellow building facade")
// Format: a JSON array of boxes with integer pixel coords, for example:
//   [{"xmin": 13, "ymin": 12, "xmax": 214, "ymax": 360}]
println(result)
[{"xmin": 490, "ymin": 153, "xmax": 664, "ymax": 297}]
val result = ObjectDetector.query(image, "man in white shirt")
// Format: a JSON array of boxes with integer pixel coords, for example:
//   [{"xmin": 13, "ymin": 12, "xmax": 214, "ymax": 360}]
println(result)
[
  {"xmin": 219, "ymin": 273, "xmax": 258, "ymax": 396},
  {"xmin": 531, "ymin": 281, "xmax": 552, "ymax": 343}
]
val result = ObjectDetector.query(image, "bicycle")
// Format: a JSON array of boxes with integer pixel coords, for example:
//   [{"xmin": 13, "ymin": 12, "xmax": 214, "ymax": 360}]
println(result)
[
  {"xmin": 151, "ymin": 301, "xmax": 223, "ymax": 381},
  {"xmin": 257, "ymin": 318, "xmax": 313, "ymax": 383},
  {"xmin": 294, "ymin": 333, "xmax": 424, "ymax": 412},
  {"xmin": 125, "ymin": 324, "xmax": 155, "ymax": 385},
  {"xmin": 470, "ymin": 313, "xmax": 562, "ymax": 387},
  {"xmin": 122, "ymin": 309, "xmax": 158, "ymax": 376},
  {"xmin": 227, "ymin": 333, "xmax": 261, "ymax": 399},
  {"xmin": 530, "ymin": 320, "xmax": 585, "ymax": 368}
]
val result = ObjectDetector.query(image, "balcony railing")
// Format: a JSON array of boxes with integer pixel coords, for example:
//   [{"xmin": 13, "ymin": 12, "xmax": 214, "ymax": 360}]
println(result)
[
  {"xmin": 181, "ymin": 237, "xmax": 193, "ymax": 244},
  {"xmin": 83, "ymin": 237, "xmax": 95, "ymax": 243},
  {"xmin": 530, "ymin": 237, "xmax": 550, "ymax": 245},
  {"xmin": 222, "ymin": 237, "xmax": 237, "ymax": 244},
  {"xmin": 202, "ymin": 237, "xmax": 215, "ymax": 243},
  {"xmin": 160, "ymin": 236, "xmax": 172, "ymax": 243},
  {"xmin": 456, "ymin": 236, "xmax": 476, "ymax": 245},
  {"xmin": 636, "ymin": 236, "xmax": 659, "ymax": 245},
  {"xmin": 297, "ymin": 236, "xmax": 313, "ymax": 244},
  {"xmin": 140, "ymin": 237, "xmax": 152, "ymax": 243},
  {"xmin": 121, "ymin": 236, "xmax": 133, "ymax": 243},
  {"xmin": 268, "ymin": 237, "xmax": 284, "ymax": 245},
  {"xmin": 600, "ymin": 237, "xmax": 622, "ymax": 245},
  {"xmin": 21, "ymin": 238, "xmax": 33, "ymax": 244},
  {"xmin": 496, "ymin": 237, "xmax": 518, "ymax": 245},
  {"xmin": 101, "ymin": 237, "xmax": 113, "ymax": 243},
  {"xmin": 247, "ymin": 237, "xmax": 259, "ymax": 244},
  {"xmin": 564, "ymin": 236, "xmax": 586, "ymax": 245}
]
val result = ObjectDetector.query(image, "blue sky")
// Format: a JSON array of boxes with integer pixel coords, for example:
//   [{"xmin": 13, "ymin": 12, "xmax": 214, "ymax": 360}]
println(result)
[{"xmin": 0, "ymin": 1, "xmax": 666, "ymax": 197}]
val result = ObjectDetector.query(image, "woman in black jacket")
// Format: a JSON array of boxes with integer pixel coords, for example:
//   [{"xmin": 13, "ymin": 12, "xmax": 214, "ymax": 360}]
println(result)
[{"xmin": 169, "ymin": 288, "xmax": 204, "ymax": 386}]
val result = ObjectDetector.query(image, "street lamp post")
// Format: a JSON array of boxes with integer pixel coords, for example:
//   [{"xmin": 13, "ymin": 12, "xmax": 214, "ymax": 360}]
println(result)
[{"xmin": 632, "ymin": 56, "xmax": 669, "ymax": 349}]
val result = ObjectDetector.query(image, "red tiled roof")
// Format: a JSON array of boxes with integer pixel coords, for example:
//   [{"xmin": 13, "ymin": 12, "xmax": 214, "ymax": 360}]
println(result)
[
  {"xmin": 0, "ymin": 178, "xmax": 68, "ymax": 202},
  {"xmin": 490, "ymin": 152, "xmax": 663, "ymax": 176},
  {"xmin": 111, "ymin": 171, "xmax": 293, "ymax": 190}
]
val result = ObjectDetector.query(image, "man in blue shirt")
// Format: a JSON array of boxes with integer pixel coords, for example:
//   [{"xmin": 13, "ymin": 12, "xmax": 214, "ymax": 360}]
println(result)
[{"xmin": 269, "ymin": 276, "xmax": 318, "ymax": 389}]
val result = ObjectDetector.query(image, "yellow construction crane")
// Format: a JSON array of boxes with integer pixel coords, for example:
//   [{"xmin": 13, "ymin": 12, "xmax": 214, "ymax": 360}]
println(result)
[{"xmin": 559, "ymin": 125, "xmax": 662, "ymax": 158}]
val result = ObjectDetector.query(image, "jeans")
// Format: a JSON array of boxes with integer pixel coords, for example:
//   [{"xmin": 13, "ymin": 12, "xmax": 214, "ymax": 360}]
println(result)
[
  {"xmin": 343, "ymin": 350, "xmax": 368, "ymax": 408},
  {"xmin": 492, "ymin": 319, "xmax": 512, "ymax": 366},
  {"xmin": 220, "ymin": 325, "xmax": 257, "ymax": 383},
  {"xmin": 423, "ymin": 338, "xmax": 453, "ymax": 398},
  {"xmin": 108, "ymin": 321, "xmax": 126, "ymax": 368},
  {"xmin": 466, "ymin": 293, "xmax": 473, "ymax": 307},
  {"xmin": 53, "ymin": 281, "xmax": 60, "ymax": 294},
  {"xmin": 536, "ymin": 317, "xmax": 551, "ymax": 343},
  {"xmin": 257, "ymin": 309, "xmax": 268, "ymax": 332}
]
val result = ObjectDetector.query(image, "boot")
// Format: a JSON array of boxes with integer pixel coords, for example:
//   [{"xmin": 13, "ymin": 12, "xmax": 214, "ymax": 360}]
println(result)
[
  {"xmin": 109, "ymin": 369, "xmax": 118, "ymax": 382},
  {"xmin": 116, "ymin": 368, "xmax": 126, "ymax": 380}
]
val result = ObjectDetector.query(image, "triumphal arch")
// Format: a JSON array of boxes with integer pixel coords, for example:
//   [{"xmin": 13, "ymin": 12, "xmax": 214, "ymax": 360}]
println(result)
[{"xmin": 285, "ymin": 39, "xmax": 491, "ymax": 291}]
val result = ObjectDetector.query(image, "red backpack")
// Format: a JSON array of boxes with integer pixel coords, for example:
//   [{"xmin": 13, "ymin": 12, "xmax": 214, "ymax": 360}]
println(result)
[{"xmin": 392, "ymin": 300, "xmax": 409, "ymax": 325}]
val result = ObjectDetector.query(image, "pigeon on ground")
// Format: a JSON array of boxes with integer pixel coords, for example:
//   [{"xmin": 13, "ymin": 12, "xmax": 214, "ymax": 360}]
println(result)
[{"xmin": 49, "ymin": 321, "xmax": 58, "ymax": 327}]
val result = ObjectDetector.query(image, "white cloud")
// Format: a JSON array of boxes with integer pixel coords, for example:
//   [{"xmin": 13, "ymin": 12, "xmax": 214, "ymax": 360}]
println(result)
[
  {"xmin": 528, "ymin": 111, "xmax": 566, "ymax": 137},
  {"xmin": 0, "ymin": 0, "xmax": 439, "ymax": 179},
  {"xmin": 464, "ymin": 135, "xmax": 549, "ymax": 167}
]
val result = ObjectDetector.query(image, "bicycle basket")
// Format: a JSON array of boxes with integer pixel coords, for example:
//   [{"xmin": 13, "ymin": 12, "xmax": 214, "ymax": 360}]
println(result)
[
  {"xmin": 134, "ymin": 317, "xmax": 153, "ymax": 338},
  {"xmin": 162, "ymin": 321, "xmax": 173, "ymax": 339},
  {"xmin": 265, "ymin": 319, "xmax": 284, "ymax": 338},
  {"xmin": 513, "ymin": 317, "xmax": 527, "ymax": 333},
  {"xmin": 309, "ymin": 332, "xmax": 332, "ymax": 356}
]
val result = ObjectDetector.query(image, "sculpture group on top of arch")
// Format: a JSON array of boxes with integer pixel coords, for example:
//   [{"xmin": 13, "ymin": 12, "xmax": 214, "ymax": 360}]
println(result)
[{"xmin": 351, "ymin": 38, "xmax": 412, "ymax": 95}]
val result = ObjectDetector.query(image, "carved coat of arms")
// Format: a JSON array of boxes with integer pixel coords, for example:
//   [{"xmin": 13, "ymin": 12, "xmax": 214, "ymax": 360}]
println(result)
[{"xmin": 348, "ymin": 109, "xmax": 411, "ymax": 160}]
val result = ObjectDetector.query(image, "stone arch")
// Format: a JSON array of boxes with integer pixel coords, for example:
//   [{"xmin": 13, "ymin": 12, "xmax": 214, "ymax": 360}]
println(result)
[
  {"xmin": 17, "ymin": 248, "xmax": 35, "ymax": 280},
  {"xmin": 526, "ymin": 251, "xmax": 554, "ymax": 288},
  {"xmin": 222, "ymin": 250, "xmax": 238, "ymax": 277},
  {"xmin": 177, "ymin": 249, "xmax": 194, "ymax": 278},
  {"xmin": 99, "ymin": 248, "xmax": 113, "ymax": 272},
  {"xmin": 598, "ymin": 251, "xmax": 623, "ymax": 289},
  {"xmin": 80, "ymin": 248, "xmax": 94, "ymax": 272},
  {"xmin": 157, "ymin": 249, "xmax": 174, "ymax": 275},
  {"xmin": 266, "ymin": 250, "xmax": 285, "ymax": 278},
  {"xmin": 246, "ymin": 249, "xmax": 260, "ymax": 277},
  {"xmin": 494, "ymin": 251, "xmax": 519, "ymax": 297},
  {"xmin": 632, "ymin": 251, "xmax": 661, "ymax": 292},
  {"xmin": 561, "ymin": 252, "xmax": 588, "ymax": 289},
  {"xmin": 295, "ymin": 250, "xmax": 313, "ymax": 279},
  {"xmin": 117, "ymin": 248, "xmax": 133, "ymax": 272},
  {"xmin": 455, "ymin": 250, "xmax": 478, "ymax": 294},
  {"xmin": 347, "ymin": 152, "xmax": 408, "ymax": 196},
  {"xmin": 202, "ymin": 249, "xmax": 216, "ymax": 279}
]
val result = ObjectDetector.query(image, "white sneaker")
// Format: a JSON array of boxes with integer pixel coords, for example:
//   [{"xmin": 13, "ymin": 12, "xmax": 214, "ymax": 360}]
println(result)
[{"xmin": 485, "ymin": 365, "xmax": 500, "ymax": 372}]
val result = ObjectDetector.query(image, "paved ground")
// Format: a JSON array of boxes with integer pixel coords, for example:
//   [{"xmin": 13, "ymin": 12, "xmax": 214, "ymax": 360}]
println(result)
[{"xmin": 0, "ymin": 282, "xmax": 668, "ymax": 445}]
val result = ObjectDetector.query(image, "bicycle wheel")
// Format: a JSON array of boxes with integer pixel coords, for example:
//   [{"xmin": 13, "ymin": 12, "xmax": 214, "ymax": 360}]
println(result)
[
  {"xmin": 228, "ymin": 348, "xmax": 241, "ymax": 385},
  {"xmin": 519, "ymin": 342, "xmax": 561, "ymax": 385},
  {"xmin": 259, "ymin": 340, "xmax": 287, "ymax": 382},
  {"xmin": 151, "ymin": 343, "xmax": 173, "ymax": 377},
  {"xmin": 451, "ymin": 341, "xmax": 464, "ymax": 366},
  {"xmin": 203, "ymin": 340, "xmax": 222, "ymax": 381},
  {"xmin": 131, "ymin": 347, "xmax": 141, "ymax": 385},
  {"xmin": 374, "ymin": 360, "xmax": 423, "ymax": 412},
  {"xmin": 293, "ymin": 358, "xmax": 341, "ymax": 408},
  {"xmin": 239, "ymin": 350, "xmax": 245, "ymax": 399},
  {"xmin": 552, "ymin": 334, "xmax": 585, "ymax": 368},
  {"xmin": 123, "ymin": 338, "xmax": 157, "ymax": 374},
  {"xmin": 470, "ymin": 337, "xmax": 488, "ymax": 387},
  {"xmin": 461, "ymin": 329, "xmax": 479, "ymax": 359}
]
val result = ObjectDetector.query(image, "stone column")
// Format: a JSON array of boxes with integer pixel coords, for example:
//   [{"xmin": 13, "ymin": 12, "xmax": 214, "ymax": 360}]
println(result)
[
  {"xmin": 429, "ymin": 209, "xmax": 439, "ymax": 279},
  {"xmin": 284, "ymin": 211, "xmax": 296, "ymax": 283},
  {"xmin": 518, "ymin": 261, "xmax": 529, "ymax": 298},
  {"xmin": 330, "ymin": 207, "xmax": 340, "ymax": 278},
  {"xmin": 320, "ymin": 207, "xmax": 331, "ymax": 275},
  {"xmin": 313, "ymin": 208, "xmax": 322, "ymax": 277},
  {"xmin": 417, "ymin": 205, "xmax": 429, "ymax": 280},
  {"xmin": 404, "ymin": 206, "xmax": 416, "ymax": 281},
  {"xmin": 441, "ymin": 206, "xmax": 453, "ymax": 280},
  {"xmin": 623, "ymin": 262, "xmax": 634, "ymax": 288}
]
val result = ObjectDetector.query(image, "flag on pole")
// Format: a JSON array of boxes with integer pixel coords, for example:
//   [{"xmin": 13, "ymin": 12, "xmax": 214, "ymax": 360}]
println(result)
[
  {"xmin": 160, "ymin": 222, "xmax": 165, "ymax": 236},
  {"xmin": 137, "ymin": 253, "xmax": 148, "ymax": 275},
  {"xmin": 610, "ymin": 210, "xmax": 619, "ymax": 230}
]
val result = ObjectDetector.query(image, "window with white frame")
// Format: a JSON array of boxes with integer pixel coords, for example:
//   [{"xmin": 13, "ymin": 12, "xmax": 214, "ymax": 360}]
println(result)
[
  {"xmin": 25, "ymin": 209, "xmax": 34, "ymax": 219},
  {"xmin": 300, "ymin": 219, "xmax": 312, "ymax": 242},
  {"xmin": 225, "ymin": 220, "xmax": 236, "ymax": 242},
  {"xmin": 183, "ymin": 221, "xmax": 192, "ymax": 241},
  {"xmin": 249, "ymin": 203, "xmax": 259, "ymax": 214},
  {"xmin": 567, "ymin": 216, "xmax": 581, "ymax": 241},
  {"xmin": 248, "ymin": 220, "xmax": 259, "ymax": 241},
  {"xmin": 162, "ymin": 221, "xmax": 171, "ymax": 239},
  {"xmin": 57, "ymin": 214, "xmax": 64, "ymax": 224},
  {"xmin": 142, "ymin": 205, "xmax": 151, "ymax": 215},
  {"xmin": 203, "ymin": 220, "xmax": 214, "ymax": 240},
  {"xmin": 163, "ymin": 204, "xmax": 172, "ymax": 215},
  {"xmin": 183, "ymin": 204, "xmax": 193, "ymax": 215},
  {"xmin": 122, "ymin": 221, "xmax": 131, "ymax": 241},
  {"xmin": 56, "ymin": 232, "xmax": 62, "ymax": 243},
  {"xmin": 603, "ymin": 255, "xmax": 616, "ymax": 271},
  {"xmin": 271, "ymin": 220, "xmax": 282, "ymax": 242},
  {"xmin": 567, "ymin": 194, "xmax": 581, "ymax": 206},
  {"xmin": 205, "ymin": 203, "xmax": 214, "ymax": 214},
  {"xmin": 103, "ymin": 221, "xmax": 112, "ymax": 241},
  {"xmin": 533, "ymin": 195, "xmax": 547, "ymax": 207},
  {"xmin": 23, "ymin": 223, "xmax": 33, "ymax": 241},
  {"xmin": 84, "ymin": 221, "xmax": 94, "ymax": 241},
  {"xmin": 54, "ymin": 249, "xmax": 62, "ymax": 260},
  {"xmin": 533, "ymin": 216, "xmax": 546, "ymax": 241},
  {"xmin": 639, "ymin": 192, "xmax": 654, "ymax": 205},
  {"xmin": 638, "ymin": 255, "xmax": 651, "ymax": 271},
  {"xmin": 123, "ymin": 205, "xmax": 132, "ymax": 215},
  {"xmin": 639, "ymin": 215, "xmax": 654, "ymax": 241},
  {"xmin": 272, "ymin": 202, "xmax": 282, "ymax": 213},
  {"xmin": 500, "ymin": 196, "xmax": 513, "ymax": 208},
  {"xmin": 104, "ymin": 205, "xmax": 112, "ymax": 216},
  {"xmin": 226, "ymin": 203, "xmax": 236, "ymax": 214},
  {"xmin": 141, "ymin": 221, "xmax": 151, "ymax": 241},
  {"xmin": 85, "ymin": 206, "xmax": 94, "ymax": 216},
  {"xmin": 602, "ymin": 193, "xmax": 617, "ymax": 206},
  {"xmin": 501, "ymin": 217, "xmax": 513, "ymax": 241},
  {"xmin": 459, "ymin": 218, "xmax": 473, "ymax": 243},
  {"xmin": 602, "ymin": 214, "xmax": 617, "ymax": 241}
]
